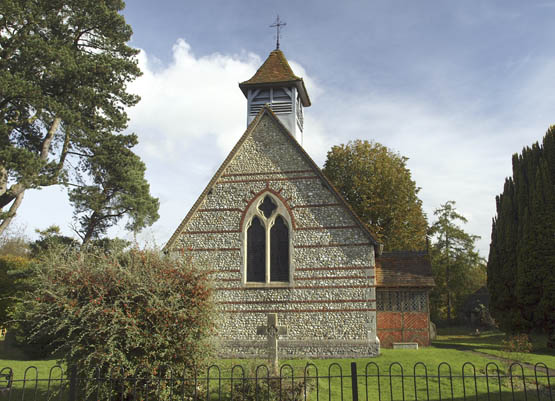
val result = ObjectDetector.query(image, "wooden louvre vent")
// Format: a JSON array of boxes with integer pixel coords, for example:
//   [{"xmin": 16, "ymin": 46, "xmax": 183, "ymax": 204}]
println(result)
[{"xmin": 248, "ymin": 88, "xmax": 293, "ymax": 116}]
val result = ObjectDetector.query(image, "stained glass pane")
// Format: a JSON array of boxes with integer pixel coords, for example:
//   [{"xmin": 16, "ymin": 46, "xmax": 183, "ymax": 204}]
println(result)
[
  {"xmin": 270, "ymin": 215, "xmax": 289, "ymax": 282},
  {"xmin": 247, "ymin": 217, "xmax": 265, "ymax": 282},
  {"xmin": 259, "ymin": 196, "xmax": 277, "ymax": 219}
]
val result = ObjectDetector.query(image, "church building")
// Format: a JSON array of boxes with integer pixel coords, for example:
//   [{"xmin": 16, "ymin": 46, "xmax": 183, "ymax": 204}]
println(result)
[{"xmin": 164, "ymin": 48, "xmax": 434, "ymax": 358}]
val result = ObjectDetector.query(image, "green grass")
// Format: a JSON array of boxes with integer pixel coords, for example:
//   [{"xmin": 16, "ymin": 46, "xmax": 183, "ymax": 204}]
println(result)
[
  {"xmin": 0, "ymin": 339, "xmax": 62, "ymax": 399},
  {"xmin": 215, "ymin": 346, "xmax": 548, "ymax": 401},
  {"xmin": 433, "ymin": 326, "xmax": 555, "ymax": 367}
]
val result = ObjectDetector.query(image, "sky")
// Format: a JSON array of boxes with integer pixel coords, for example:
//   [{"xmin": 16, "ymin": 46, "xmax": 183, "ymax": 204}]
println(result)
[{"xmin": 12, "ymin": 0, "xmax": 555, "ymax": 257}]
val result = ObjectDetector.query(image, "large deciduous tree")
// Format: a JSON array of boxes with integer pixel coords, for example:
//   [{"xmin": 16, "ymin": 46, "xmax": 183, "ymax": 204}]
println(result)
[
  {"xmin": 0, "ymin": 0, "xmax": 158, "ymax": 238},
  {"xmin": 323, "ymin": 140, "xmax": 428, "ymax": 251},
  {"xmin": 488, "ymin": 126, "xmax": 555, "ymax": 347},
  {"xmin": 428, "ymin": 201, "xmax": 485, "ymax": 322}
]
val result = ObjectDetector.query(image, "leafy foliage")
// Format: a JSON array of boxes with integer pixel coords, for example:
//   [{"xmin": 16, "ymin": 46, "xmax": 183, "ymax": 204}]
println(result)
[
  {"xmin": 487, "ymin": 126, "xmax": 555, "ymax": 347},
  {"xmin": 0, "ymin": 0, "xmax": 158, "ymax": 239},
  {"xmin": 323, "ymin": 140, "xmax": 428, "ymax": 251},
  {"xmin": 68, "ymin": 133, "xmax": 159, "ymax": 243},
  {"xmin": 15, "ymin": 248, "xmax": 215, "ymax": 398},
  {"xmin": 29, "ymin": 225, "xmax": 78, "ymax": 257},
  {"xmin": 428, "ymin": 201, "xmax": 486, "ymax": 322},
  {"xmin": 0, "ymin": 254, "xmax": 31, "ymax": 326}
]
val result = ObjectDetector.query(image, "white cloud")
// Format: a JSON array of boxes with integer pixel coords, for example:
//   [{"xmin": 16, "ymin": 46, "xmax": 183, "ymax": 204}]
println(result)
[
  {"xmin": 14, "ymin": 39, "xmax": 555, "ymax": 258},
  {"xmin": 128, "ymin": 39, "xmax": 262, "ymax": 160}
]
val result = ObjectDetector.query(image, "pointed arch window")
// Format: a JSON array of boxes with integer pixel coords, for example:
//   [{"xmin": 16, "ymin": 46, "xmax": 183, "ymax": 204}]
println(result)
[{"xmin": 244, "ymin": 194, "xmax": 291, "ymax": 284}]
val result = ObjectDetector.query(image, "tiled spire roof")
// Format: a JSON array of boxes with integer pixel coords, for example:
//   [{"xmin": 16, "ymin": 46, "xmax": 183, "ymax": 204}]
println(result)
[
  {"xmin": 241, "ymin": 50, "xmax": 301, "ymax": 85},
  {"xmin": 239, "ymin": 50, "xmax": 311, "ymax": 106}
]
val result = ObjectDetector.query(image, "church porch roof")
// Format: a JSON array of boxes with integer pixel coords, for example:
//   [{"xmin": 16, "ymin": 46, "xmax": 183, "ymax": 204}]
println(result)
[{"xmin": 376, "ymin": 251, "xmax": 435, "ymax": 288}]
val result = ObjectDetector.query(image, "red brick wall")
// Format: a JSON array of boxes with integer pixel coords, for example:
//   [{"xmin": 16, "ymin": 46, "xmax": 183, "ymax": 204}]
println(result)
[{"xmin": 377, "ymin": 311, "xmax": 430, "ymax": 347}]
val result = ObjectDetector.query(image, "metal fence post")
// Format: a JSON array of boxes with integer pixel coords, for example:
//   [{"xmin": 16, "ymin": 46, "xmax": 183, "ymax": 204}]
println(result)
[
  {"xmin": 351, "ymin": 362, "xmax": 359, "ymax": 401},
  {"xmin": 68, "ymin": 365, "xmax": 77, "ymax": 401}
]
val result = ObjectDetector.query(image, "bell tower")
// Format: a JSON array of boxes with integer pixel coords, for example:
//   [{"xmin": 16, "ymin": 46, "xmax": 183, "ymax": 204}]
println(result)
[{"xmin": 239, "ymin": 49, "xmax": 311, "ymax": 141}]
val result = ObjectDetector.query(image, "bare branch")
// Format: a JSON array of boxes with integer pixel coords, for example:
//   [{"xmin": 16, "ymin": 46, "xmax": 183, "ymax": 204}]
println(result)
[
  {"xmin": 53, "ymin": 130, "xmax": 71, "ymax": 174},
  {"xmin": 67, "ymin": 150, "xmax": 93, "ymax": 158}
]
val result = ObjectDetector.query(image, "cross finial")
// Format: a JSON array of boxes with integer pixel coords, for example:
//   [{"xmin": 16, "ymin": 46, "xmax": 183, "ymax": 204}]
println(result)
[{"xmin": 270, "ymin": 15, "xmax": 286, "ymax": 50}]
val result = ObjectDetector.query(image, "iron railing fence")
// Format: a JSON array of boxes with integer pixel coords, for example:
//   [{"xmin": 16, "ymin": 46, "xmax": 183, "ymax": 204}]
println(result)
[{"xmin": 0, "ymin": 361, "xmax": 552, "ymax": 401}]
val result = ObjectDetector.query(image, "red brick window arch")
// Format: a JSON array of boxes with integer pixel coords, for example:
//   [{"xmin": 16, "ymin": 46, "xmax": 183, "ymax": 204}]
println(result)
[{"xmin": 243, "ymin": 193, "xmax": 291, "ymax": 285}]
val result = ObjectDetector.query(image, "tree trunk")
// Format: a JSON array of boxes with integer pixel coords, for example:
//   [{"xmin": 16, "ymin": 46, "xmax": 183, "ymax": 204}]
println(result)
[
  {"xmin": 81, "ymin": 212, "xmax": 99, "ymax": 245},
  {"xmin": 0, "ymin": 117, "xmax": 62, "ymax": 233},
  {"xmin": 0, "ymin": 191, "xmax": 25, "ymax": 237}
]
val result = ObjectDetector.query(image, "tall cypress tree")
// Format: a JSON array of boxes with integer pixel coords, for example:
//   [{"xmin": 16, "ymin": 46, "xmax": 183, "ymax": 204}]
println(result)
[
  {"xmin": 488, "ymin": 126, "xmax": 555, "ymax": 347},
  {"xmin": 488, "ymin": 179, "xmax": 520, "ymax": 330}
]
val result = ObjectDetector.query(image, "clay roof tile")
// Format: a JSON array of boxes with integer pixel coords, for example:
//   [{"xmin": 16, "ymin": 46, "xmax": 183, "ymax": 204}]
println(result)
[
  {"xmin": 241, "ymin": 50, "xmax": 301, "ymax": 85},
  {"xmin": 376, "ymin": 251, "xmax": 435, "ymax": 288}
]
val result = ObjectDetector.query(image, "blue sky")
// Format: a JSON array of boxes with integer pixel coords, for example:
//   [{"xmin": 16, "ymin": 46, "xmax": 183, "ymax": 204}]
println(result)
[{"xmin": 14, "ymin": 0, "xmax": 555, "ymax": 256}]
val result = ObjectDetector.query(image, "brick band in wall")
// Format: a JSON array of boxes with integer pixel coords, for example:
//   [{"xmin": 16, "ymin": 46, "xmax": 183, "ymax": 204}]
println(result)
[
  {"xmin": 212, "ymin": 275, "xmax": 374, "ymax": 283},
  {"xmin": 218, "ymin": 176, "xmax": 319, "ymax": 184},
  {"xmin": 294, "ymin": 242, "xmax": 371, "ymax": 248},
  {"xmin": 378, "ymin": 328, "xmax": 427, "ymax": 332},
  {"xmin": 296, "ymin": 266, "xmax": 373, "ymax": 271},
  {"xmin": 186, "ymin": 247, "xmax": 240, "ymax": 252},
  {"xmin": 217, "ymin": 298, "xmax": 375, "ymax": 305},
  {"xmin": 295, "ymin": 225, "xmax": 358, "ymax": 231},
  {"xmin": 206, "ymin": 269, "xmax": 240, "ymax": 274},
  {"xmin": 197, "ymin": 208, "xmax": 243, "ymax": 213},
  {"xmin": 215, "ymin": 284, "xmax": 376, "ymax": 291},
  {"xmin": 223, "ymin": 308, "xmax": 377, "ymax": 313},
  {"xmin": 182, "ymin": 229, "xmax": 240, "ymax": 234},
  {"xmin": 221, "ymin": 169, "xmax": 313, "ymax": 177},
  {"xmin": 294, "ymin": 275, "xmax": 373, "ymax": 281},
  {"xmin": 292, "ymin": 203, "xmax": 342, "ymax": 209}
]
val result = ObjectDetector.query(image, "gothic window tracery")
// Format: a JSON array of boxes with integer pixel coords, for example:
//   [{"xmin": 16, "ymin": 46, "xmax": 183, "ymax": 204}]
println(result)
[{"xmin": 244, "ymin": 194, "xmax": 291, "ymax": 284}]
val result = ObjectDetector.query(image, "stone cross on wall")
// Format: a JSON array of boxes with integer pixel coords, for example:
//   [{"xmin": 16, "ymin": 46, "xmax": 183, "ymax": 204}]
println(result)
[{"xmin": 257, "ymin": 313, "xmax": 287, "ymax": 373}]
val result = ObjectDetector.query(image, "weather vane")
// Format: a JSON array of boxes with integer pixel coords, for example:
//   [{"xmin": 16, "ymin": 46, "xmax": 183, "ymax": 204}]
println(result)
[{"xmin": 270, "ymin": 15, "xmax": 286, "ymax": 50}]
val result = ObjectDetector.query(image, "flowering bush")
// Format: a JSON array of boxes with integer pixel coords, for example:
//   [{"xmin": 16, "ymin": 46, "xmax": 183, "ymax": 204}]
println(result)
[
  {"xmin": 502, "ymin": 333, "xmax": 533, "ymax": 354},
  {"xmin": 17, "ymin": 247, "xmax": 215, "ymax": 399},
  {"xmin": 500, "ymin": 333, "xmax": 533, "ymax": 375}
]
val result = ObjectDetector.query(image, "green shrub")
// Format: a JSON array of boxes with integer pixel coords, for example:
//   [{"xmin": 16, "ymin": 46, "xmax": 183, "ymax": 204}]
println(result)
[
  {"xmin": 229, "ymin": 364, "xmax": 313, "ymax": 401},
  {"xmin": 16, "ymin": 247, "xmax": 215, "ymax": 399},
  {"xmin": 500, "ymin": 333, "xmax": 533, "ymax": 374},
  {"xmin": 0, "ymin": 255, "xmax": 32, "ymax": 326}
]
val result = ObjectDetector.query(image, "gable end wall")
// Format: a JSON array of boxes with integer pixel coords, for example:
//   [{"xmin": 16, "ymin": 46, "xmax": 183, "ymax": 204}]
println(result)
[{"xmin": 169, "ymin": 114, "xmax": 379, "ymax": 358}]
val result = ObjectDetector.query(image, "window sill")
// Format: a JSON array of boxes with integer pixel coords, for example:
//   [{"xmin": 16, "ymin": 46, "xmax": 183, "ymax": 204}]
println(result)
[{"xmin": 243, "ymin": 282, "xmax": 293, "ymax": 289}]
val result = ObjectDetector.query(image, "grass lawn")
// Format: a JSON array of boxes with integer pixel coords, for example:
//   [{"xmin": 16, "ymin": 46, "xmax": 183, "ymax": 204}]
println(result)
[
  {"xmin": 216, "ymin": 346, "xmax": 549, "ymax": 401},
  {"xmin": 1, "ymin": 328, "xmax": 553, "ymax": 400},
  {"xmin": 433, "ymin": 326, "xmax": 555, "ymax": 368}
]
